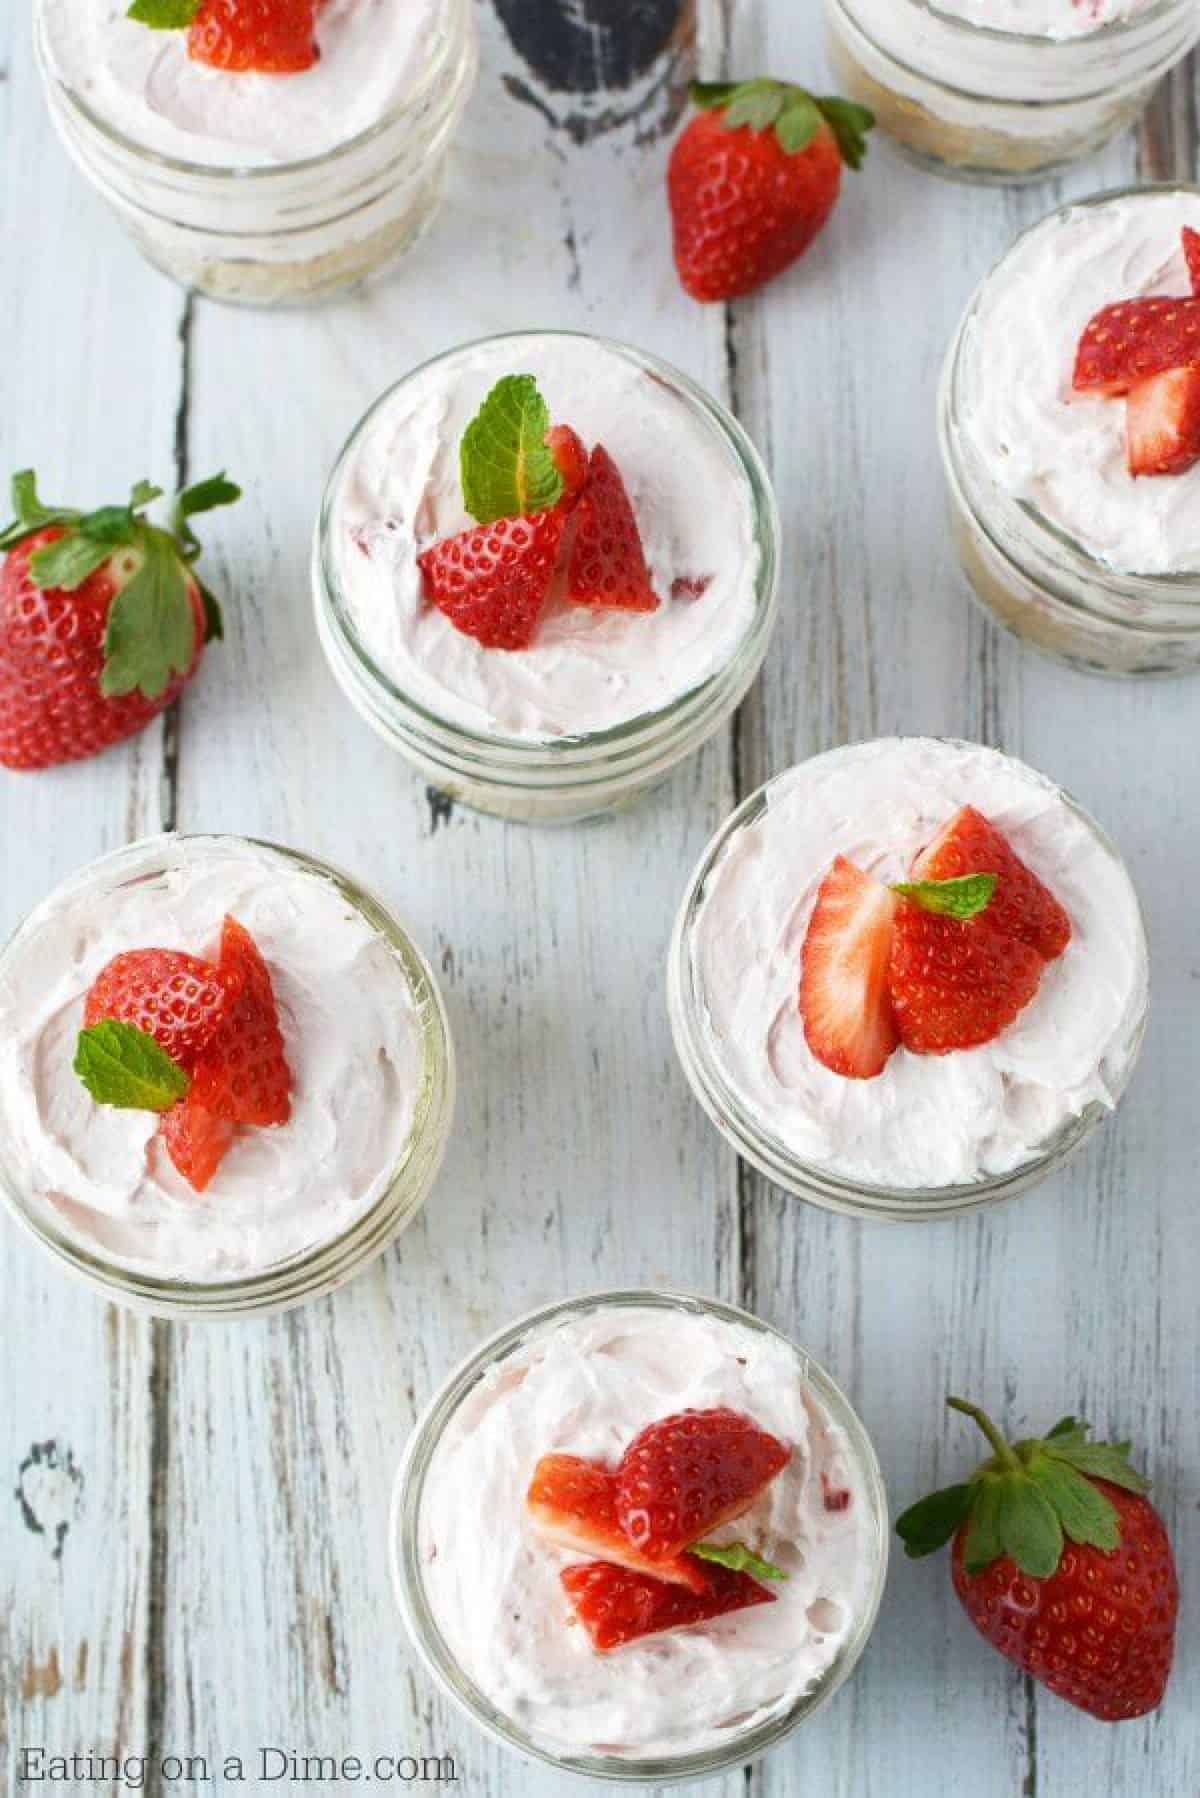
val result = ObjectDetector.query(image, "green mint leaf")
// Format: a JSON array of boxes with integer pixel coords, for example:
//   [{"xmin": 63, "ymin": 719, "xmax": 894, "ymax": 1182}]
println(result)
[
  {"xmin": 895, "ymin": 1484, "xmax": 974, "ymax": 1559},
  {"xmin": 815, "ymin": 96, "xmax": 875, "ymax": 170},
  {"xmin": 195, "ymin": 576, "xmax": 224, "ymax": 644},
  {"xmin": 962, "ymin": 1478, "xmax": 1003, "ymax": 1575},
  {"xmin": 1026, "ymin": 1455, "xmax": 1121, "ymax": 1552},
  {"xmin": 775, "ymin": 97, "xmax": 822, "ymax": 155},
  {"xmin": 29, "ymin": 531, "xmax": 116, "ymax": 593},
  {"xmin": 126, "ymin": 0, "xmax": 201, "ymax": 27},
  {"xmin": 1045, "ymin": 1440, "xmax": 1152, "ymax": 1497},
  {"xmin": 692, "ymin": 1541, "xmax": 788, "ymax": 1581},
  {"xmin": 993, "ymin": 1471, "xmax": 1062, "ymax": 1579},
  {"xmin": 74, "ymin": 1021, "xmax": 189, "ymax": 1113},
  {"xmin": 892, "ymin": 873, "xmax": 998, "ymax": 921},
  {"xmin": 459, "ymin": 376, "xmax": 564, "ymax": 525},
  {"xmin": 100, "ymin": 528, "xmax": 194, "ymax": 700}
]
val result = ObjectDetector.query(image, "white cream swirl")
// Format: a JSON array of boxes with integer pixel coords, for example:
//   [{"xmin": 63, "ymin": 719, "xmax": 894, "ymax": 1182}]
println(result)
[
  {"xmin": 40, "ymin": 0, "xmax": 449, "ymax": 167},
  {"xmin": 928, "ymin": 0, "xmax": 1153, "ymax": 38},
  {"xmin": 327, "ymin": 335, "xmax": 762, "ymax": 741},
  {"xmin": 414, "ymin": 1304, "xmax": 879, "ymax": 1761},
  {"xmin": 0, "ymin": 839, "xmax": 427, "ymax": 1281},
  {"xmin": 956, "ymin": 192, "xmax": 1200, "ymax": 575},
  {"xmin": 687, "ymin": 740, "xmax": 1147, "ymax": 1191}
]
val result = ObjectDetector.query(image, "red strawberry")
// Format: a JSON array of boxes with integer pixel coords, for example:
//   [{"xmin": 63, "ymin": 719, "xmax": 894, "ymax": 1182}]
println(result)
[
  {"xmin": 897, "ymin": 1398, "xmax": 1178, "ymax": 1723},
  {"xmin": 561, "ymin": 1558, "xmax": 775, "ymax": 1652},
  {"xmin": 0, "ymin": 471, "xmax": 236, "ymax": 772},
  {"xmin": 799, "ymin": 857, "xmax": 899, "ymax": 1080},
  {"xmin": 160, "ymin": 1100, "xmax": 235, "ymax": 1195},
  {"xmin": 545, "ymin": 425, "xmax": 589, "ymax": 500},
  {"xmin": 889, "ymin": 887, "xmax": 1044, "ymax": 1056},
  {"xmin": 566, "ymin": 446, "xmax": 657, "ymax": 612},
  {"xmin": 186, "ymin": 916, "xmax": 292, "ymax": 1127},
  {"xmin": 1125, "ymin": 365, "xmax": 1200, "ymax": 477},
  {"xmin": 615, "ymin": 1408, "xmax": 791, "ymax": 1563},
  {"xmin": 526, "ymin": 1454, "xmax": 707, "ymax": 1592},
  {"xmin": 668, "ymin": 79, "xmax": 873, "ymax": 303},
  {"xmin": 912, "ymin": 806, "xmax": 1071, "ymax": 962},
  {"xmin": 418, "ymin": 504, "xmax": 570, "ymax": 651},
  {"xmin": 1182, "ymin": 225, "xmax": 1200, "ymax": 296},
  {"xmin": 84, "ymin": 948, "xmax": 235, "ymax": 1074},
  {"xmin": 1072, "ymin": 296, "xmax": 1200, "ymax": 397},
  {"xmin": 188, "ymin": 0, "xmax": 318, "ymax": 72}
]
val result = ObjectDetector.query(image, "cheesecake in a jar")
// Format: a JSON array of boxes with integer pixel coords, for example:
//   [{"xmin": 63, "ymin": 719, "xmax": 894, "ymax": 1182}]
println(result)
[
  {"xmin": 391, "ymin": 1290, "xmax": 887, "ymax": 1779},
  {"xmin": 0, "ymin": 835, "xmax": 455, "ymax": 1315},
  {"xmin": 35, "ymin": 0, "xmax": 478, "ymax": 304},
  {"xmin": 314, "ymin": 332, "xmax": 780, "ymax": 823},
  {"xmin": 942, "ymin": 188, "xmax": 1200, "ymax": 673},
  {"xmin": 824, "ymin": 0, "xmax": 1199, "ymax": 180},
  {"xmin": 670, "ymin": 738, "xmax": 1148, "ymax": 1218}
]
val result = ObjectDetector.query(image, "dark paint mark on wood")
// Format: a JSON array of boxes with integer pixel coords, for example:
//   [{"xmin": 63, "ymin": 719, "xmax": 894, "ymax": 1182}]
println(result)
[
  {"xmin": 21, "ymin": 1647, "xmax": 63, "ymax": 1700},
  {"xmin": 427, "ymin": 786, "xmax": 455, "ymax": 833},
  {"xmin": 15, "ymin": 1441, "xmax": 84, "ymax": 1559},
  {"xmin": 494, "ymin": 0, "xmax": 687, "ymax": 96},
  {"xmin": 74, "ymin": 1638, "xmax": 89, "ymax": 1692}
]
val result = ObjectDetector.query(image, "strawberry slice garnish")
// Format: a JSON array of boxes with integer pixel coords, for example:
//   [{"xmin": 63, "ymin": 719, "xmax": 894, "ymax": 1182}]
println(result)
[
  {"xmin": 560, "ymin": 1558, "xmax": 775, "ymax": 1653},
  {"xmin": 1072, "ymin": 297, "xmax": 1200, "ymax": 398},
  {"xmin": 912, "ymin": 807, "xmax": 1071, "ymax": 963},
  {"xmin": 889, "ymin": 884, "xmax": 1044, "ymax": 1057},
  {"xmin": 566, "ymin": 446, "xmax": 658, "ymax": 613},
  {"xmin": 84, "ymin": 948, "xmax": 235, "ymax": 1073},
  {"xmin": 185, "ymin": 916, "xmax": 291, "ymax": 1127},
  {"xmin": 1125, "ymin": 365, "xmax": 1200, "ymax": 478},
  {"xmin": 527, "ymin": 1455, "xmax": 707, "ymax": 1592},
  {"xmin": 160, "ymin": 1101, "xmax": 236, "ymax": 1195},
  {"xmin": 418, "ymin": 504, "xmax": 570, "ymax": 651},
  {"xmin": 545, "ymin": 425, "xmax": 589, "ymax": 500},
  {"xmin": 614, "ymin": 1408, "xmax": 791, "ymax": 1564},
  {"xmin": 800, "ymin": 856, "xmax": 899, "ymax": 1080},
  {"xmin": 186, "ymin": 0, "xmax": 319, "ymax": 72}
]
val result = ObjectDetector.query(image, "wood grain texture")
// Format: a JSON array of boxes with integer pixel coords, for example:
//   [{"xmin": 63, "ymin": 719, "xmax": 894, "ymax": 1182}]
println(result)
[{"xmin": 0, "ymin": 0, "xmax": 1196, "ymax": 1792}]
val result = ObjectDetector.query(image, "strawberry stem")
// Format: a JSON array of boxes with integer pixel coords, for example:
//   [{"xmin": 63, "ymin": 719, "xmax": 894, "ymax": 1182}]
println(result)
[{"xmin": 947, "ymin": 1396, "xmax": 1020, "ymax": 1471}]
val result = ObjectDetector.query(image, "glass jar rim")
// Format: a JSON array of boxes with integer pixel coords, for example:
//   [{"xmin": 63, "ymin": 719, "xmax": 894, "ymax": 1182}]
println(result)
[
  {"xmin": 314, "ymin": 330, "xmax": 781, "ymax": 766},
  {"xmin": 0, "ymin": 833, "xmax": 455, "ymax": 1317},
  {"xmin": 942, "ymin": 182, "xmax": 1200, "ymax": 593},
  {"xmin": 668, "ymin": 738, "xmax": 1149, "ymax": 1219},
  {"xmin": 835, "ymin": 0, "xmax": 1187, "ymax": 53},
  {"xmin": 390, "ymin": 1286, "xmax": 890, "ymax": 1783},
  {"xmin": 34, "ymin": 0, "xmax": 472, "ymax": 184}
]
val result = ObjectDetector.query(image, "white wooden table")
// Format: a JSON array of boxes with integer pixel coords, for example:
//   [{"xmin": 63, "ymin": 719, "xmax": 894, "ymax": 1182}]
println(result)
[{"xmin": 2, "ymin": 4, "xmax": 1197, "ymax": 1794}]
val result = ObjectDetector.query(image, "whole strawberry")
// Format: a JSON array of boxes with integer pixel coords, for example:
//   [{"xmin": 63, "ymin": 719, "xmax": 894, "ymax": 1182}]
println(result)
[
  {"xmin": 668, "ymin": 79, "xmax": 873, "ymax": 303},
  {"xmin": 0, "ymin": 470, "xmax": 239, "ymax": 771},
  {"xmin": 896, "ymin": 1397, "xmax": 1178, "ymax": 1722}
]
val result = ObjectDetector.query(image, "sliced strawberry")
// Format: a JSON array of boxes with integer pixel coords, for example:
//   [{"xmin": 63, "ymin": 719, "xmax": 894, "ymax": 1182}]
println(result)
[
  {"xmin": 545, "ymin": 425, "xmax": 589, "ymax": 500},
  {"xmin": 160, "ymin": 1100, "xmax": 236, "ymax": 1194},
  {"xmin": 188, "ymin": 0, "xmax": 319, "ymax": 72},
  {"xmin": 526, "ymin": 1455, "xmax": 707, "ymax": 1592},
  {"xmin": 889, "ymin": 899, "xmax": 1044, "ymax": 1056},
  {"xmin": 186, "ymin": 916, "xmax": 291, "ymax": 1127},
  {"xmin": 1072, "ymin": 297, "xmax": 1200, "ymax": 397},
  {"xmin": 615, "ymin": 1408, "xmax": 791, "ymax": 1563},
  {"xmin": 560, "ymin": 1558, "xmax": 775, "ymax": 1652},
  {"xmin": 418, "ymin": 504, "xmax": 569, "ymax": 651},
  {"xmin": 84, "ymin": 949, "xmax": 235, "ymax": 1074},
  {"xmin": 799, "ymin": 857, "xmax": 899, "ymax": 1080},
  {"xmin": 566, "ymin": 446, "xmax": 658, "ymax": 613},
  {"xmin": 1183, "ymin": 226, "xmax": 1200, "ymax": 297},
  {"xmin": 1125, "ymin": 365, "xmax": 1200, "ymax": 477},
  {"xmin": 912, "ymin": 807, "xmax": 1071, "ymax": 962}
]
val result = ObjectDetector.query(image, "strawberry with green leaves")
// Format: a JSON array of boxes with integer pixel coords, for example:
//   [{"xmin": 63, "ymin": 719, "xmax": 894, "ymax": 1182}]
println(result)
[
  {"xmin": 668, "ymin": 79, "xmax": 874, "ymax": 303},
  {"xmin": 74, "ymin": 915, "xmax": 292, "ymax": 1194},
  {"xmin": 127, "ymin": 0, "xmax": 320, "ymax": 75},
  {"xmin": 417, "ymin": 376, "xmax": 658, "ymax": 650},
  {"xmin": 896, "ymin": 1398, "xmax": 1179, "ymax": 1722},
  {"xmin": 0, "ymin": 470, "xmax": 239, "ymax": 771}
]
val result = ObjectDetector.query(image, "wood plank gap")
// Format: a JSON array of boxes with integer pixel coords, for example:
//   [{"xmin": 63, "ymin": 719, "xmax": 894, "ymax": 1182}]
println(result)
[
  {"xmin": 160, "ymin": 290, "xmax": 194, "ymax": 834},
  {"xmin": 1022, "ymin": 1673, "xmax": 1038, "ymax": 1798},
  {"xmin": 142, "ymin": 1320, "xmax": 172, "ymax": 1796},
  {"xmin": 1137, "ymin": 54, "xmax": 1198, "ymax": 181}
]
